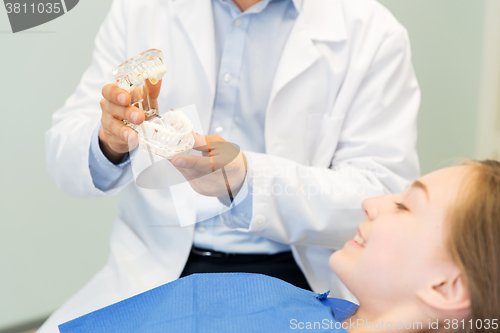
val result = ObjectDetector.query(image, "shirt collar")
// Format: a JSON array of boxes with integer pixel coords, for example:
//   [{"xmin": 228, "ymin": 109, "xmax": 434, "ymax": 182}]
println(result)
[
  {"xmin": 217, "ymin": 0, "xmax": 302, "ymax": 14},
  {"xmin": 212, "ymin": 0, "xmax": 346, "ymax": 42}
]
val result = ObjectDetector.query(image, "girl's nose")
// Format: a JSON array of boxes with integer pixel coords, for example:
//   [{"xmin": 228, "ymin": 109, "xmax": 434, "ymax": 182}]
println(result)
[{"xmin": 361, "ymin": 196, "xmax": 380, "ymax": 221}]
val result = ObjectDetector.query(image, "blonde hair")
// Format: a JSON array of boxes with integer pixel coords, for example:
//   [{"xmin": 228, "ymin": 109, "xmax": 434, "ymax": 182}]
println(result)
[{"xmin": 446, "ymin": 160, "xmax": 500, "ymax": 332}]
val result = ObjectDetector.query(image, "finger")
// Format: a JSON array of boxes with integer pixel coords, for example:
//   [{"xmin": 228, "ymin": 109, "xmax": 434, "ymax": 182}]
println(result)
[
  {"xmin": 206, "ymin": 135, "xmax": 227, "ymax": 143},
  {"xmin": 192, "ymin": 134, "xmax": 227, "ymax": 151},
  {"xmin": 129, "ymin": 86, "xmax": 143, "ymax": 105},
  {"xmin": 214, "ymin": 146, "xmax": 241, "ymax": 169},
  {"xmin": 201, "ymin": 141, "xmax": 239, "ymax": 158},
  {"xmin": 102, "ymin": 83, "xmax": 131, "ymax": 106},
  {"xmin": 192, "ymin": 132, "xmax": 208, "ymax": 150},
  {"xmin": 102, "ymin": 112, "xmax": 133, "ymax": 142},
  {"xmin": 141, "ymin": 80, "xmax": 162, "ymax": 117},
  {"xmin": 101, "ymin": 99, "xmax": 145, "ymax": 125},
  {"xmin": 172, "ymin": 148, "xmax": 237, "ymax": 172},
  {"xmin": 123, "ymin": 105, "xmax": 145, "ymax": 125},
  {"xmin": 145, "ymin": 78, "xmax": 162, "ymax": 100},
  {"xmin": 171, "ymin": 154, "xmax": 213, "ymax": 173}
]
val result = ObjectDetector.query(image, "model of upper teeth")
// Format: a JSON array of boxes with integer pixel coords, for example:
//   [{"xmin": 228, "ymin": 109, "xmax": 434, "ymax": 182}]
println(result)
[
  {"xmin": 113, "ymin": 49, "xmax": 168, "ymax": 118},
  {"xmin": 113, "ymin": 49, "xmax": 168, "ymax": 93},
  {"xmin": 137, "ymin": 109, "xmax": 195, "ymax": 159}
]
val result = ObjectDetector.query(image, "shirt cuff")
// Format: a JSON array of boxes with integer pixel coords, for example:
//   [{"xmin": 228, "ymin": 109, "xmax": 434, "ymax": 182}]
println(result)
[
  {"xmin": 89, "ymin": 122, "xmax": 131, "ymax": 191},
  {"xmin": 219, "ymin": 152, "xmax": 253, "ymax": 229}
]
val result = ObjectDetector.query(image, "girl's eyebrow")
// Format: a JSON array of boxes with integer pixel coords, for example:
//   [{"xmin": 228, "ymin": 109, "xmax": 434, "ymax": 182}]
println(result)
[{"xmin": 411, "ymin": 180, "xmax": 429, "ymax": 200}]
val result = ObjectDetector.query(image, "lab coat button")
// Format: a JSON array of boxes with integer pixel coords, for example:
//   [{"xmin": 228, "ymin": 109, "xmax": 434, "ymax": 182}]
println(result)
[
  {"xmin": 224, "ymin": 73, "xmax": 231, "ymax": 82},
  {"xmin": 198, "ymin": 226, "xmax": 206, "ymax": 233},
  {"xmin": 254, "ymin": 215, "xmax": 266, "ymax": 229},
  {"xmin": 234, "ymin": 19, "xmax": 242, "ymax": 27},
  {"xmin": 215, "ymin": 127, "xmax": 224, "ymax": 134}
]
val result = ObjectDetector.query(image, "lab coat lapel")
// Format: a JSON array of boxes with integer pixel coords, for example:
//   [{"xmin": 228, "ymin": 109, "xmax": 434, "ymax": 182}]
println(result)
[
  {"xmin": 171, "ymin": 0, "xmax": 217, "ymax": 100},
  {"xmin": 267, "ymin": 0, "xmax": 347, "ymax": 114},
  {"xmin": 267, "ymin": 16, "xmax": 320, "ymax": 109}
]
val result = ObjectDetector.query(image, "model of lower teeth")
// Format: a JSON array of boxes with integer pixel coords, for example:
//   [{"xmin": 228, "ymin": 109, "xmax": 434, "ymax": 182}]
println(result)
[
  {"xmin": 112, "ymin": 49, "xmax": 194, "ymax": 159},
  {"xmin": 136, "ymin": 109, "xmax": 195, "ymax": 159}
]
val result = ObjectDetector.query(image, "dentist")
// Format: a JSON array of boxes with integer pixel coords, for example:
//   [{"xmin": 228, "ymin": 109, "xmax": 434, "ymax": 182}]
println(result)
[{"xmin": 43, "ymin": 0, "xmax": 420, "ymax": 331}]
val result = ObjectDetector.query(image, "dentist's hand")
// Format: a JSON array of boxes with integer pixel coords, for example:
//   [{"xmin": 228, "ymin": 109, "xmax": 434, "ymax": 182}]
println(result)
[
  {"xmin": 99, "ymin": 80, "xmax": 162, "ymax": 164},
  {"xmin": 170, "ymin": 133, "xmax": 247, "ymax": 198}
]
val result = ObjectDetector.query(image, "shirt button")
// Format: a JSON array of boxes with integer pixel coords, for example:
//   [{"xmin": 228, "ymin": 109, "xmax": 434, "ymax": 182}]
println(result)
[
  {"xmin": 198, "ymin": 226, "xmax": 206, "ymax": 233},
  {"xmin": 254, "ymin": 215, "xmax": 266, "ymax": 229},
  {"xmin": 215, "ymin": 127, "xmax": 224, "ymax": 134},
  {"xmin": 234, "ymin": 19, "xmax": 242, "ymax": 27},
  {"xmin": 224, "ymin": 73, "xmax": 232, "ymax": 82}
]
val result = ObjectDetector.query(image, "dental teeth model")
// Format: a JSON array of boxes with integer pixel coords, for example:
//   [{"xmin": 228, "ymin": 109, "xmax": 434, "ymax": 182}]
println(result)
[
  {"xmin": 113, "ymin": 49, "xmax": 168, "ymax": 119},
  {"xmin": 112, "ymin": 49, "xmax": 194, "ymax": 159},
  {"xmin": 137, "ymin": 109, "xmax": 195, "ymax": 159},
  {"xmin": 113, "ymin": 49, "xmax": 167, "ymax": 93}
]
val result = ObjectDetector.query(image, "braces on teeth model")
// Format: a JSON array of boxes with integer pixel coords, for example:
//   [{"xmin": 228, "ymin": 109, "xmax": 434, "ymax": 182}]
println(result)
[{"xmin": 112, "ymin": 49, "xmax": 195, "ymax": 159}]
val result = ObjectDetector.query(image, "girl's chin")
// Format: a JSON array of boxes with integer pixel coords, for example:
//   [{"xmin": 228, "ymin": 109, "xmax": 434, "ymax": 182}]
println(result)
[
  {"xmin": 328, "ymin": 251, "xmax": 343, "ymax": 273},
  {"xmin": 328, "ymin": 247, "xmax": 358, "ymax": 279}
]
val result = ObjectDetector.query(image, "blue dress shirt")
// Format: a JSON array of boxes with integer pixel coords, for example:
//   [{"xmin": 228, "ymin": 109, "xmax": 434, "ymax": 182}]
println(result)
[{"xmin": 89, "ymin": 0, "xmax": 300, "ymax": 254}]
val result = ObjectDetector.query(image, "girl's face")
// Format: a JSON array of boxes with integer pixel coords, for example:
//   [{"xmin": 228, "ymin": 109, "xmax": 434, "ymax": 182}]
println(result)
[{"xmin": 329, "ymin": 166, "xmax": 469, "ymax": 311}]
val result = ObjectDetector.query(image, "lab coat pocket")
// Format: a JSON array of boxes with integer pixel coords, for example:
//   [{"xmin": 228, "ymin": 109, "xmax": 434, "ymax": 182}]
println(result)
[{"xmin": 306, "ymin": 113, "xmax": 346, "ymax": 166}]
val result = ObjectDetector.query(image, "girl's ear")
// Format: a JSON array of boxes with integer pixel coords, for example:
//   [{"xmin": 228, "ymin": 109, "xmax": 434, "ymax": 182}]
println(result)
[{"xmin": 416, "ymin": 269, "xmax": 470, "ymax": 313}]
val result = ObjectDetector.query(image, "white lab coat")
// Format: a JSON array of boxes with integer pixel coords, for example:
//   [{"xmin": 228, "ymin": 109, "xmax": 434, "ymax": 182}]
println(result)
[{"xmin": 42, "ymin": 0, "xmax": 419, "ymax": 330}]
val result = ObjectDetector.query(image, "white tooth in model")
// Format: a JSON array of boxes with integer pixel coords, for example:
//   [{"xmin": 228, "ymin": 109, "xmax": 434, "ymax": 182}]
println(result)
[
  {"xmin": 137, "ymin": 109, "xmax": 195, "ymax": 159},
  {"xmin": 113, "ymin": 49, "xmax": 168, "ymax": 93}
]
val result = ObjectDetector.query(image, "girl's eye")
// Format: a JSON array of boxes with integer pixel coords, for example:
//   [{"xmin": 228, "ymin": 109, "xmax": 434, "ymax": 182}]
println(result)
[{"xmin": 395, "ymin": 201, "xmax": 409, "ymax": 212}]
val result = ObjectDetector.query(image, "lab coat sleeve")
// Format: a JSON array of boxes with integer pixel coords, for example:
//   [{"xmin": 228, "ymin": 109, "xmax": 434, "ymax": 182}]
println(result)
[
  {"xmin": 219, "ymin": 152, "xmax": 255, "ymax": 227},
  {"xmin": 222, "ymin": 28, "xmax": 420, "ymax": 249},
  {"xmin": 45, "ymin": 0, "xmax": 133, "ymax": 198}
]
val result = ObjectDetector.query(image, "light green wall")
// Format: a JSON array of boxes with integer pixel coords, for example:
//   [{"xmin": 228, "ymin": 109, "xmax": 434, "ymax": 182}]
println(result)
[
  {"xmin": 0, "ymin": 0, "xmax": 115, "ymax": 329},
  {"xmin": 0, "ymin": 0, "xmax": 487, "ymax": 329},
  {"xmin": 379, "ymin": 0, "xmax": 486, "ymax": 174}
]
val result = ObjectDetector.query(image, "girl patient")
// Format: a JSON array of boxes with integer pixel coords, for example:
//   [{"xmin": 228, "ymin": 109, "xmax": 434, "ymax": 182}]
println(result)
[
  {"xmin": 59, "ymin": 160, "xmax": 500, "ymax": 333},
  {"xmin": 329, "ymin": 159, "xmax": 500, "ymax": 332}
]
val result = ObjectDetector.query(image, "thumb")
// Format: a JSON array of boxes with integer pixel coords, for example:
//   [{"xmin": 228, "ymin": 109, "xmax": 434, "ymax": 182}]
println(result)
[
  {"xmin": 171, "ymin": 153, "xmax": 213, "ymax": 173},
  {"xmin": 192, "ymin": 132, "xmax": 207, "ymax": 149}
]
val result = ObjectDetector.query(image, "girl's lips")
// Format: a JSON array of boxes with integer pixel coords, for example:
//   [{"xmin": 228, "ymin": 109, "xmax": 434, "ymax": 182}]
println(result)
[
  {"xmin": 345, "ymin": 226, "xmax": 367, "ymax": 248},
  {"xmin": 346, "ymin": 239, "xmax": 364, "ymax": 248}
]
